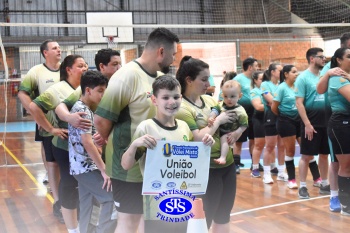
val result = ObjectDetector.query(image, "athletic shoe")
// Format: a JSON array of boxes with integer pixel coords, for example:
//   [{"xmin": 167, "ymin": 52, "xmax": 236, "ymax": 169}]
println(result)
[
  {"xmin": 53, "ymin": 201, "xmax": 64, "ymax": 224},
  {"xmin": 43, "ymin": 172, "xmax": 49, "ymax": 184},
  {"xmin": 319, "ymin": 184, "xmax": 331, "ymax": 195},
  {"xmin": 239, "ymin": 162, "xmax": 245, "ymax": 167},
  {"xmin": 287, "ymin": 179, "xmax": 298, "ymax": 189},
  {"xmin": 251, "ymin": 169, "xmax": 261, "ymax": 178},
  {"xmin": 263, "ymin": 174, "xmax": 274, "ymax": 184},
  {"xmin": 235, "ymin": 165, "xmax": 240, "ymax": 174},
  {"xmin": 329, "ymin": 196, "xmax": 341, "ymax": 212},
  {"xmin": 313, "ymin": 177, "xmax": 322, "ymax": 187},
  {"xmin": 250, "ymin": 163, "xmax": 264, "ymax": 171},
  {"xmin": 341, "ymin": 205, "xmax": 350, "ymax": 216},
  {"xmin": 270, "ymin": 167, "xmax": 278, "ymax": 175},
  {"xmin": 277, "ymin": 172, "xmax": 288, "ymax": 182},
  {"xmin": 259, "ymin": 163, "xmax": 264, "ymax": 172},
  {"xmin": 298, "ymin": 187, "xmax": 310, "ymax": 199}
]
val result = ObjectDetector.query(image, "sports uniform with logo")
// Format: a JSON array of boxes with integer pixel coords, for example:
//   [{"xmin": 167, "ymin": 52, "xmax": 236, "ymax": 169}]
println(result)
[
  {"xmin": 233, "ymin": 73, "xmax": 254, "ymax": 141},
  {"xmin": 19, "ymin": 64, "xmax": 60, "ymax": 161},
  {"xmin": 33, "ymin": 80, "xmax": 80, "ymax": 210},
  {"xmin": 260, "ymin": 80, "xmax": 279, "ymax": 136},
  {"xmin": 273, "ymin": 82, "xmax": 300, "ymax": 138},
  {"xmin": 211, "ymin": 102, "xmax": 248, "ymax": 137},
  {"xmin": 250, "ymin": 87, "xmax": 265, "ymax": 138},
  {"xmin": 176, "ymin": 94, "xmax": 236, "ymax": 227},
  {"xmin": 95, "ymin": 61, "xmax": 162, "ymax": 214},
  {"xmin": 131, "ymin": 118, "xmax": 193, "ymax": 232},
  {"xmin": 295, "ymin": 69, "xmax": 329, "ymax": 156}
]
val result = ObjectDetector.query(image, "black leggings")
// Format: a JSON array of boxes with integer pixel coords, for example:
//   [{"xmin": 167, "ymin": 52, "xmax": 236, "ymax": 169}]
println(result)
[
  {"xmin": 52, "ymin": 145, "xmax": 78, "ymax": 209},
  {"xmin": 202, "ymin": 163, "xmax": 236, "ymax": 228}
]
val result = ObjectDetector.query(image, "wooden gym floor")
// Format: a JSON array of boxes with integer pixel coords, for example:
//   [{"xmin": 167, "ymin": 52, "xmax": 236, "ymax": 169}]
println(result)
[{"xmin": 0, "ymin": 131, "xmax": 349, "ymax": 233}]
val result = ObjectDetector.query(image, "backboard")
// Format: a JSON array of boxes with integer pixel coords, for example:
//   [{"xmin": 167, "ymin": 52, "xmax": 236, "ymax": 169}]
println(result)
[{"xmin": 86, "ymin": 12, "xmax": 133, "ymax": 44}]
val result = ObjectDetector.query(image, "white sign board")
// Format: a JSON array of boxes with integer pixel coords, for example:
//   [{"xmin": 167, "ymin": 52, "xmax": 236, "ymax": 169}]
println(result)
[{"xmin": 142, "ymin": 141, "xmax": 211, "ymax": 195}]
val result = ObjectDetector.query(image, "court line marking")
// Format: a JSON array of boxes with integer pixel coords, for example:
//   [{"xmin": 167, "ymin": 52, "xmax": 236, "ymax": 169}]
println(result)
[
  {"xmin": 230, "ymin": 195, "xmax": 329, "ymax": 216},
  {"xmin": 0, "ymin": 142, "xmax": 54, "ymax": 203}
]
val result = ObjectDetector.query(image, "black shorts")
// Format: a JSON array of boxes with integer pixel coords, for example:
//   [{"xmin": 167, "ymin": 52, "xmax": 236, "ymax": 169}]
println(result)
[
  {"xmin": 252, "ymin": 117, "xmax": 265, "ymax": 138},
  {"xmin": 328, "ymin": 124, "xmax": 350, "ymax": 155},
  {"xmin": 236, "ymin": 119, "xmax": 254, "ymax": 142},
  {"xmin": 300, "ymin": 126, "xmax": 330, "ymax": 155},
  {"xmin": 328, "ymin": 137, "xmax": 338, "ymax": 163},
  {"xmin": 264, "ymin": 124, "xmax": 278, "ymax": 136},
  {"xmin": 42, "ymin": 136, "xmax": 55, "ymax": 162},
  {"xmin": 34, "ymin": 123, "xmax": 43, "ymax": 142},
  {"xmin": 111, "ymin": 179, "xmax": 143, "ymax": 214},
  {"xmin": 276, "ymin": 116, "xmax": 300, "ymax": 138},
  {"xmin": 202, "ymin": 163, "xmax": 236, "ymax": 227}
]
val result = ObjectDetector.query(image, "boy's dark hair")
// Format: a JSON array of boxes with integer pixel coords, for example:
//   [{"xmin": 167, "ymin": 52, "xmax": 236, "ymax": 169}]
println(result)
[
  {"xmin": 60, "ymin": 54, "xmax": 83, "ymax": 81},
  {"xmin": 81, "ymin": 70, "xmax": 109, "ymax": 95},
  {"xmin": 40, "ymin": 39, "xmax": 55, "ymax": 58},
  {"xmin": 94, "ymin": 49, "xmax": 120, "ymax": 71},
  {"xmin": 176, "ymin": 56, "xmax": 209, "ymax": 94},
  {"xmin": 306, "ymin": 47, "xmax": 323, "ymax": 63},
  {"xmin": 152, "ymin": 75, "xmax": 181, "ymax": 97},
  {"xmin": 242, "ymin": 57, "xmax": 257, "ymax": 71},
  {"xmin": 145, "ymin": 28, "xmax": 180, "ymax": 49}
]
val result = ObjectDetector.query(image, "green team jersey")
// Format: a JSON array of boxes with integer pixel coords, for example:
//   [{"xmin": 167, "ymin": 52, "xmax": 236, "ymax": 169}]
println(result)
[
  {"xmin": 273, "ymin": 82, "xmax": 299, "ymax": 120},
  {"xmin": 328, "ymin": 76, "xmax": 350, "ymax": 113},
  {"xmin": 294, "ymin": 69, "xmax": 326, "ymax": 127},
  {"xmin": 19, "ymin": 63, "xmax": 60, "ymax": 136},
  {"xmin": 132, "ymin": 118, "xmax": 193, "ymax": 221},
  {"xmin": 233, "ymin": 73, "xmax": 253, "ymax": 116},
  {"xmin": 95, "ymin": 61, "xmax": 162, "ymax": 182},
  {"xmin": 33, "ymin": 81, "xmax": 79, "ymax": 150},
  {"xmin": 63, "ymin": 88, "xmax": 82, "ymax": 110},
  {"xmin": 176, "ymin": 95, "xmax": 234, "ymax": 168}
]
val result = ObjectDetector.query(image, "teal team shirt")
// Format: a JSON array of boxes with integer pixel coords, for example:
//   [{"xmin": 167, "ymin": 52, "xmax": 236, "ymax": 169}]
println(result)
[
  {"xmin": 250, "ymin": 87, "xmax": 264, "ymax": 118},
  {"xmin": 328, "ymin": 75, "xmax": 350, "ymax": 113},
  {"xmin": 273, "ymin": 82, "xmax": 299, "ymax": 120},
  {"xmin": 294, "ymin": 69, "xmax": 326, "ymax": 126},
  {"xmin": 234, "ymin": 73, "xmax": 253, "ymax": 115},
  {"xmin": 260, "ymin": 81, "xmax": 278, "ymax": 108}
]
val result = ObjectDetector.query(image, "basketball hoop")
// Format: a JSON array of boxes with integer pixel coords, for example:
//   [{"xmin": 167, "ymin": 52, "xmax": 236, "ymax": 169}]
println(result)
[{"xmin": 106, "ymin": 36, "xmax": 118, "ymax": 49}]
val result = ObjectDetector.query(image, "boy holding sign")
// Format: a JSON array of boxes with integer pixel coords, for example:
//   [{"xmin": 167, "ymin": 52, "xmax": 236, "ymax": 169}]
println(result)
[{"xmin": 121, "ymin": 75, "xmax": 214, "ymax": 233}]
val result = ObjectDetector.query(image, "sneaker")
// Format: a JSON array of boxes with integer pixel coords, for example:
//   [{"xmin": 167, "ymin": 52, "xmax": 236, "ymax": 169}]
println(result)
[
  {"xmin": 298, "ymin": 187, "xmax": 310, "ymax": 199},
  {"xmin": 270, "ymin": 167, "xmax": 278, "ymax": 175},
  {"xmin": 235, "ymin": 165, "xmax": 240, "ymax": 174},
  {"xmin": 43, "ymin": 172, "xmax": 49, "ymax": 184},
  {"xmin": 239, "ymin": 162, "xmax": 245, "ymax": 167},
  {"xmin": 329, "ymin": 196, "xmax": 341, "ymax": 212},
  {"xmin": 277, "ymin": 172, "xmax": 288, "ymax": 182},
  {"xmin": 319, "ymin": 184, "xmax": 331, "ymax": 195},
  {"xmin": 53, "ymin": 201, "xmax": 64, "ymax": 224},
  {"xmin": 251, "ymin": 169, "xmax": 261, "ymax": 178},
  {"xmin": 263, "ymin": 174, "xmax": 274, "ymax": 184},
  {"xmin": 313, "ymin": 177, "xmax": 322, "ymax": 187},
  {"xmin": 259, "ymin": 163, "xmax": 264, "ymax": 172},
  {"xmin": 341, "ymin": 205, "xmax": 350, "ymax": 216},
  {"xmin": 287, "ymin": 179, "xmax": 298, "ymax": 189}
]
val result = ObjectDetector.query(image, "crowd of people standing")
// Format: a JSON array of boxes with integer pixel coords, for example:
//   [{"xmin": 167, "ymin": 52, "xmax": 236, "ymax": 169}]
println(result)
[{"xmin": 18, "ymin": 30, "xmax": 350, "ymax": 233}]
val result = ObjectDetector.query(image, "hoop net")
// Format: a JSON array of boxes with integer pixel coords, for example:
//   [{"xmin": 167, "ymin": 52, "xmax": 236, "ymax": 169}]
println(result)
[{"xmin": 106, "ymin": 36, "xmax": 118, "ymax": 49}]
